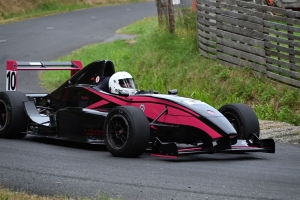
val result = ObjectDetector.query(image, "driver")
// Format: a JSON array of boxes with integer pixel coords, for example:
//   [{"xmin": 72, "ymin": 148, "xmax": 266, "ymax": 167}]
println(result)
[{"xmin": 108, "ymin": 71, "xmax": 137, "ymax": 95}]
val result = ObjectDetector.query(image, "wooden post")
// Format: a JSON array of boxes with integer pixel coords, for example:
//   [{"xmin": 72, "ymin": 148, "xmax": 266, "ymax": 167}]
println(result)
[
  {"xmin": 157, "ymin": 0, "xmax": 163, "ymax": 26},
  {"xmin": 168, "ymin": 0, "xmax": 175, "ymax": 33}
]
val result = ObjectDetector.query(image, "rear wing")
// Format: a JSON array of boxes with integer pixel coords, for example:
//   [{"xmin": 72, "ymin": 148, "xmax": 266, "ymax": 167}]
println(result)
[{"xmin": 6, "ymin": 60, "xmax": 82, "ymax": 91}]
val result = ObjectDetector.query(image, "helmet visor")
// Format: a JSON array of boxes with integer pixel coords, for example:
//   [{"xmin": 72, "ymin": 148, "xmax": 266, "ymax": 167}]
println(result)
[{"xmin": 119, "ymin": 78, "xmax": 136, "ymax": 89}]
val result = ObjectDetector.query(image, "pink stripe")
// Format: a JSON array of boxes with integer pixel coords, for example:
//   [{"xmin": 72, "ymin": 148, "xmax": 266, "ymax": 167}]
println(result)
[
  {"xmin": 87, "ymin": 100, "xmax": 109, "ymax": 109},
  {"xmin": 178, "ymin": 147, "xmax": 203, "ymax": 152},
  {"xmin": 84, "ymin": 87, "xmax": 222, "ymax": 139},
  {"xmin": 17, "ymin": 67, "xmax": 79, "ymax": 70},
  {"xmin": 151, "ymin": 154, "xmax": 178, "ymax": 159},
  {"xmin": 86, "ymin": 89, "xmax": 200, "ymax": 117}
]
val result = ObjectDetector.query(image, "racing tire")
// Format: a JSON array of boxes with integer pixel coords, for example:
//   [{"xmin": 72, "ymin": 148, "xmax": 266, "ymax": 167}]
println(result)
[
  {"xmin": 0, "ymin": 91, "xmax": 28, "ymax": 139},
  {"xmin": 104, "ymin": 106, "xmax": 150, "ymax": 158},
  {"xmin": 219, "ymin": 103, "xmax": 260, "ymax": 140}
]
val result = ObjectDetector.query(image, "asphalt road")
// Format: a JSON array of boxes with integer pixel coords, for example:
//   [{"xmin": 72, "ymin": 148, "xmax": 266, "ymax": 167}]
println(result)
[
  {"xmin": 0, "ymin": 2, "xmax": 300, "ymax": 200},
  {"xmin": 1, "ymin": 137, "xmax": 300, "ymax": 200}
]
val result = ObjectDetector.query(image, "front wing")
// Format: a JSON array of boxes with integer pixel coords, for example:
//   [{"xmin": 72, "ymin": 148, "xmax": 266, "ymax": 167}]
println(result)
[{"xmin": 151, "ymin": 133, "xmax": 275, "ymax": 158}]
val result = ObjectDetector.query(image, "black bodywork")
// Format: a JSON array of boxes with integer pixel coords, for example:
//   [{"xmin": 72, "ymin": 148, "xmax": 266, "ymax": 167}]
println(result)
[{"xmin": 1, "ymin": 60, "xmax": 275, "ymax": 158}]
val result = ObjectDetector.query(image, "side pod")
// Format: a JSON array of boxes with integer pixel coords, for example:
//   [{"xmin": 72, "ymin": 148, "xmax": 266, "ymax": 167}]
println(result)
[{"xmin": 24, "ymin": 101, "xmax": 52, "ymax": 126}]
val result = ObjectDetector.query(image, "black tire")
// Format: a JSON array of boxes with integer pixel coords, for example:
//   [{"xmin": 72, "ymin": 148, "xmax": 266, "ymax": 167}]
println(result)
[
  {"xmin": 104, "ymin": 106, "xmax": 150, "ymax": 157},
  {"xmin": 219, "ymin": 103, "xmax": 260, "ymax": 140},
  {"xmin": 0, "ymin": 91, "xmax": 28, "ymax": 139}
]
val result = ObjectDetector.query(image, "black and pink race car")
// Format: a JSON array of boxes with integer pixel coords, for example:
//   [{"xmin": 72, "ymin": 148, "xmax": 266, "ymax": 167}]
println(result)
[{"xmin": 0, "ymin": 60, "xmax": 275, "ymax": 158}]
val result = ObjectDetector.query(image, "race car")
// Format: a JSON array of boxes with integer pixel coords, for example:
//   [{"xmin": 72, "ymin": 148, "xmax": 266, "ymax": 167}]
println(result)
[{"xmin": 0, "ymin": 59, "xmax": 275, "ymax": 158}]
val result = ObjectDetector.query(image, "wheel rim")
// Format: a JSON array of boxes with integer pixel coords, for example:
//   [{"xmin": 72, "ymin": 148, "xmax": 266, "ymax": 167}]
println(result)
[
  {"xmin": 0, "ymin": 100, "xmax": 8, "ymax": 131},
  {"xmin": 107, "ymin": 114, "xmax": 130, "ymax": 150},
  {"xmin": 222, "ymin": 111, "xmax": 244, "ymax": 139}
]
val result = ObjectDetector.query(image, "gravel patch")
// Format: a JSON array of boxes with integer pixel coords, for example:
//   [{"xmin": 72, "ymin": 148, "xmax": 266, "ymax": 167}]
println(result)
[{"xmin": 259, "ymin": 120, "xmax": 300, "ymax": 146}]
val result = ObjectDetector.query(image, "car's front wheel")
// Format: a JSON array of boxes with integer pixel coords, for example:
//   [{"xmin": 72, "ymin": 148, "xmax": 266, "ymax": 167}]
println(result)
[
  {"xmin": 0, "ymin": 91, "xmax": 28, "ymax": 139},
  {"xmin": 104, "ymin": 106, "xmax": 150, "ymax": 157},
  {"xmin": 219, "ymin": 103, "xmax": 260, "ymax": 140}
]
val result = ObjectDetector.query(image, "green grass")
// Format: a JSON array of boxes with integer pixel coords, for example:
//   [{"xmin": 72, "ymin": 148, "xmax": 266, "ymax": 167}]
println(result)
[
  {"xmin": 0, "ymin": 186, "xmax": 118, "ymax": 200},
  {"xmin": 40, "ymin": 12, "xmax": 300, "ymax": 126}
]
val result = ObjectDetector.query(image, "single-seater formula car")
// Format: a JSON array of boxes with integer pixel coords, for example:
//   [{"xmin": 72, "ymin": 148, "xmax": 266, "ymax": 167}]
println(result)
[{"xmin": 0, "ymin": 60, "xmax": 275, "ymax": 158}]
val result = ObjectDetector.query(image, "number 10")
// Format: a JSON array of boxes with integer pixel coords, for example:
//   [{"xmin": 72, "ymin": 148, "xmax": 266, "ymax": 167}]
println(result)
[{"xmin": 6, "ymin": 71, "xmax": 16, "ymax": 91}]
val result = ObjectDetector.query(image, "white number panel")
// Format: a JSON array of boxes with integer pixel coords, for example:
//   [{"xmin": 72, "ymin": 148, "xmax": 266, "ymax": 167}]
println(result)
[{"xmin": 6, "ymin": 70, "xmax": 17, "ymax": 91}]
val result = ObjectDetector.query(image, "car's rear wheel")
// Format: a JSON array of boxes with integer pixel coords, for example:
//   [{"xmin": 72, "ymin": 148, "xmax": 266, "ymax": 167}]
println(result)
[
  {"xmin": 104, "ymin": 106, "xmax": 150, "ymax": 157},
  {"xmin": 0, "ymin": 91, "xmax": 28, "ymax": 139},
  {"xmin": 219, "ymin": 103, "xmax": 260, "ymax": 140}
]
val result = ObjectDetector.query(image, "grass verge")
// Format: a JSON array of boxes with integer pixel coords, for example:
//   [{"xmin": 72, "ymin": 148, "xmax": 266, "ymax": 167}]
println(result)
[
  {"xmin": 40, "ymin": 11, "xmax": 300, "ymax": 125},
  {"xmin": 0, "ymin": 186, "xmax": 118, "ymax": 200}
]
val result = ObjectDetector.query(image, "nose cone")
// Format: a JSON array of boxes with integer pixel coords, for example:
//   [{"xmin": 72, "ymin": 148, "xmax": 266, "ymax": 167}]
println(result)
[{"xmin": 206, "ymin": 115, "xmax": 237, "ymax": 135}]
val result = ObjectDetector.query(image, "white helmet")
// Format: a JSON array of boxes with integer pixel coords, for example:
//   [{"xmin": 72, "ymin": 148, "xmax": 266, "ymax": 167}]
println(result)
[{"xmin": 109, "ymin": 71, "xmax": 136, "ymax": 95}]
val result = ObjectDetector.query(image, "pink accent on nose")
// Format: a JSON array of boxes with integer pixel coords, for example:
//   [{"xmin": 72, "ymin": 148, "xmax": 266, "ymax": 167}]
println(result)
[{"xmin": 87, "ymin": 100, "xmax": 109, "ymax": 109}]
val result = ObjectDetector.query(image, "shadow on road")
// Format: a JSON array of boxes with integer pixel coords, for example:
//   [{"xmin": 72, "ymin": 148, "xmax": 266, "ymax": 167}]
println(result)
[{"xmin": 23, "ymin": 135, "xmax": 107, "ymax": 151}]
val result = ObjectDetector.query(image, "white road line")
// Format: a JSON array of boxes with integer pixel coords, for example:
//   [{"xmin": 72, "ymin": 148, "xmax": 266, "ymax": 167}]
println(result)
[{"xmin": 0, "ymin": 40, "xmax": 6, "ymax": 43}]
